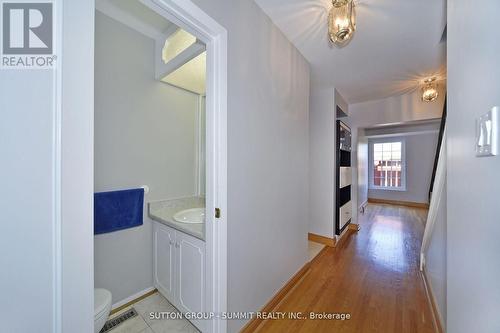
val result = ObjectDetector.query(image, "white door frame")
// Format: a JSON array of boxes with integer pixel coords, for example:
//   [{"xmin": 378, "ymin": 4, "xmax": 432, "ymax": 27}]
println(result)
[
  {"xmin": 132, "ymin": 1, "xmax": 227, "ymax": 332},
  {"xmin": 58, "ymin": 0, "xmax": 227, "ymax": 332}
]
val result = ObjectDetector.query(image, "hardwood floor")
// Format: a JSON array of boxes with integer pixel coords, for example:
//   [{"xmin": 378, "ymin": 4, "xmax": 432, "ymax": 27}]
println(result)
[{"xmin": 256, "ymin": 204, "xmax": 436, "ymax": 333}]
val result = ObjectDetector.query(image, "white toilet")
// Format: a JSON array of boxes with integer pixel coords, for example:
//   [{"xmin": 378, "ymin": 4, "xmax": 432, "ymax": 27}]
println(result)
[{"xmin": 94, "ymin": 288, "xmax": 112, "ymax": 333}]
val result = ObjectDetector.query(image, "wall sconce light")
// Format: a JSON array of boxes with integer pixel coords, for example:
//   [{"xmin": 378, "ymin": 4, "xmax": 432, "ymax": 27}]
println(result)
[
  {"xmin": 328, "ymin": 0, "xmax": 356, "ymax": 47},
  {"xmin": 422, "ymin": 78, "xmax": 439, "ymax": 102}
]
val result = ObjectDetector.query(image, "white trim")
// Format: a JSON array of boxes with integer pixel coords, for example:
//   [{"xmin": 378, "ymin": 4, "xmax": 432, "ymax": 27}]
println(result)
[
  {"xmin": 365, "ymin": 129, "xmax": 439, "ymax": 139},
  {"xmin": 422, "ymin": 267, "xmax": 445, "ymax": 331},
  {"xmin": 368, "ymin": 137, "xmax": 407, "ymax": 191},
  {"xmin": 96, "ymin": 0, "xmax": 165, "ymax": 40},
  {"xmin": 112, "ymin": 286, "xmax": 156, "ymax": 310},
  {"xmin": 162, "ymin": 24, "xmax": 180, "ymax": 39},
  {"xmin": 194, "ymin": 96, "xmax": 201, "ymax": 196},
  {"xmin": 138, "ymin": 2, "xmax": 228, "ymax": 333},
  {"xmin": 59, "ymin": 1, "xmax": 95, "ymax": 331},
  {"xmin": 369, "ymin": 186, "xmax": 407, "ymax": 192},
  {"xmin": 155, "ymin": 40, "xmax": 206, "ymax": 79},
  {"xmin": 365, "ymin": 118, "xmax": 441, "ymax": 129},
  {"xmin": 195, "ymin": 95, "xmax": 206, "ymax": 197},
  {"xmin": 53, "ymin": 1, "xmax": 63, "ymax": 331}
]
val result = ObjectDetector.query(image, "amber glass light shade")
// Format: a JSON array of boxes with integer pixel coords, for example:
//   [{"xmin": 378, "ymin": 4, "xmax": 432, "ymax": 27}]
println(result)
[
  {"xmin": 328, "ymin": 0, "xmax": 356, "ymax": 47},
  {"xmin": 422, "ymin": 78, "xmax": 439, "ymax": 102}
]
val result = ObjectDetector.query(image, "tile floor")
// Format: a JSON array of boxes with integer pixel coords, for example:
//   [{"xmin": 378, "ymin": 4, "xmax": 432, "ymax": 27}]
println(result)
[
  {"xmin": 105, "ymin": 292, "xmax": 200, "ymax": 333},
  {"xmin": 308, "ymin": 240, "xmax": 325, "ymax": 261}
]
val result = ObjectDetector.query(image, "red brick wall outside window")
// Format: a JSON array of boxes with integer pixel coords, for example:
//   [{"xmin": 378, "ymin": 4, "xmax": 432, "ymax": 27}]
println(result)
[{"xmin": 373, "ymin": 142, "xmax": 402, "ymax": 188}]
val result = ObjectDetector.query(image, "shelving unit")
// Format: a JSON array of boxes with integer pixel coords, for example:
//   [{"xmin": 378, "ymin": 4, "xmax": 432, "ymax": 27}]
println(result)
[{"xmin": 336, "ymin": 120, "xmax": 352, "ymax": 235}]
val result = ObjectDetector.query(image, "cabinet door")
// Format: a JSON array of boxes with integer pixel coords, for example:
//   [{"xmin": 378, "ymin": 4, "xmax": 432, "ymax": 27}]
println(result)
[
  {"xmin": 176, "ymin": 232, "xmax": 205, "ymax": 317},
  {"xmin": 340, "ymin": 167, "xmax": 352, "ymax": 188},
  {"xmin": 340, "ymin": 201, "xmax": 352, "ymax": 229},
  {"xmin": 153, "ymin": 223, "xmax": 176, "ymax": 302}
]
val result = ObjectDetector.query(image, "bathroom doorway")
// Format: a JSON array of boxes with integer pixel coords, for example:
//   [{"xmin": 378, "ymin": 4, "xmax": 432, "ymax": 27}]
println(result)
[{"xmin": 92, "ymin": 1, "xmax": 227, "ymax": 332}]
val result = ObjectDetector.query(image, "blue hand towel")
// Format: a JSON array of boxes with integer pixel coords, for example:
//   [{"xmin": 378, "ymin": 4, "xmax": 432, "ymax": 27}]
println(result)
[{"xmin": 94, "ymin": 188, "xmax": 144, "ymax": 235}]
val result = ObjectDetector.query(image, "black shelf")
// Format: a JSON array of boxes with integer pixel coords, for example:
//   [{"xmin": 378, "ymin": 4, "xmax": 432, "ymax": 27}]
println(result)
[{"xmin": 336, "ymin": 120, "xmax": 352, "ymax": 235}]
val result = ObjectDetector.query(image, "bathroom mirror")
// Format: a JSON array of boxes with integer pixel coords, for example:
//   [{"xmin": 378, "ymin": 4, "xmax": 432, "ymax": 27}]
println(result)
[{"xmin": 150, "ymin": 25, "xmax": 208, "ymax": 240}]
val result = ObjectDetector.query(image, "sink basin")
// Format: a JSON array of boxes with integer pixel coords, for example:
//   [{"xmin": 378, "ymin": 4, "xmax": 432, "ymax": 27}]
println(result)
[{"xmin": 173, "ymin": 208, "xmax": 205, "ymax": 224}]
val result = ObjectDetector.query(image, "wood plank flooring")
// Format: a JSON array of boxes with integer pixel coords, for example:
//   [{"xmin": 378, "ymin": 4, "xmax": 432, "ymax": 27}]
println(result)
[{"xmin": 256, "ymin": 204, "xmax": 436, "ymax": 333}]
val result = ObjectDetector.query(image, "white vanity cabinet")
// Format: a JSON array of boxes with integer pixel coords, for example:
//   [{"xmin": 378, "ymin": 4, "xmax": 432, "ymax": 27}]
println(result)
[
  {"xmin": 153, "ymin": 222, "xmax": 205, "ymax": 331},
  {"xmin": 154, "ymin": 223, "xmax": 176, "ymax": 301}
]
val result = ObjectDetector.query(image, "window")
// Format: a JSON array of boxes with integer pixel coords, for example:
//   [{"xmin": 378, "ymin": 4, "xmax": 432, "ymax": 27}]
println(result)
[{"xmin": 369, "ymin": 139, "xmax": 406, "ymax": 190}]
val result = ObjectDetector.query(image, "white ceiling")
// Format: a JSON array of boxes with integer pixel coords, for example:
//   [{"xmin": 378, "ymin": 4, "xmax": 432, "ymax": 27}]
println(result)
[
  {"xmin": 253, "ymin": 0, "xmax": 447, "ymax": 103},
  {"xmin": 97, "ymin": 0, "xmax": 177, "ymax": 39},
  {"xmin": 107, "ymin": 0, "xmax": 175, "ymax": 33}
]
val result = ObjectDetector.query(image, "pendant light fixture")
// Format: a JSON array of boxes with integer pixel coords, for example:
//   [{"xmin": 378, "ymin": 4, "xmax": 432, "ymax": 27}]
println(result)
[
  {"xmin": 422, "ymin": 78, "xmax": 439, "ymax": 102},
  {"xmin": 328, "ymin": 0, "xmax": 356, "ymax": 47}
]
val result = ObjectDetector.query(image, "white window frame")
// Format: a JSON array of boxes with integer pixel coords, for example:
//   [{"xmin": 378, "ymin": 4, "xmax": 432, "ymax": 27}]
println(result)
[{"xmin": 368, "ymin": 138, "xmax": 407, "ymax": 191}]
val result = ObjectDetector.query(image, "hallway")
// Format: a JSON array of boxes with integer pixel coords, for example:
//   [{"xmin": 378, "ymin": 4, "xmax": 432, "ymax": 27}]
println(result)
[{"xmin": 257, "ymin": 204, "xmax": 436, "ymax": 333}]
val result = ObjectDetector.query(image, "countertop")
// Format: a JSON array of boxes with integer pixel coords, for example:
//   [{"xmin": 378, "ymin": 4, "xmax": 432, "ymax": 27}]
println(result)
[{"xmin": 148, "ymin": 196, "xmax": 205, "ymax": 241}]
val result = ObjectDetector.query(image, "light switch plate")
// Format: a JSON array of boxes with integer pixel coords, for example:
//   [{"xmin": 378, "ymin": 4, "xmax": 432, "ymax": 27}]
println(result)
[{"xmin": 476, "ymin": 106, "xmax": 499, "ymax": 157}]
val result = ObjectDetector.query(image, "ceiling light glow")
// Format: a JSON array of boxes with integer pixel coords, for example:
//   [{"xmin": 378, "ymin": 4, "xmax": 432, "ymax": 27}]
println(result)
[
  {"xmin": 328, "ymin": 0, "xmax": 356, "ymax": 47},
  {"xmin": 422, "ymin": 78, "xmax": 439, "ymax": 102}
]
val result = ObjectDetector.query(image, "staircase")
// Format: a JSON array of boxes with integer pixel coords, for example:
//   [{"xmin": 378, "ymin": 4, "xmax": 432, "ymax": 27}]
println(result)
[{"xmin": 428, "ymin": 97, "xmax": 447, "ymax": 201}]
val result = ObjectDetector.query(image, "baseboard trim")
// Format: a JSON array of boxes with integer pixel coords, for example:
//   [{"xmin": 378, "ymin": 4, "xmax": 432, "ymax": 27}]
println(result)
[
  {"xmin": 368, "ymin": 198, "xmax": 429, "ymax": 209},
  {"xmin": 308, "ymin": 232, "xmax": 336, "ymax": 247},
  {"xmin": 111, "ymin": 287, "xmax": 157, "ymax": 315},
  {"xmin": 240, "ymin": 262, "xmax": 311, "ymax": 333},
  {"xmin": 348, "ymin": 223, "xmax": 360, "ymax": 231},
  {"xmin": 421, "ymin": 269, "xmax": 444, "ymax": 333}
]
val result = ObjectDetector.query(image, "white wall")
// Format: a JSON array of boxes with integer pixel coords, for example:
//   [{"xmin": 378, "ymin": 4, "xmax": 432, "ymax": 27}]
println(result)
[
  {"xmin": 309, "ymin": 87, "xmax": 351, "ymax": 237},
  {"xmin": 335, "ymin": 89, "xmax": 349, "ymax": 115},
  {"xmin": 309, "ymin": 87, "xmax": 335, "ymax": 237},
  {"xmin": 191, "ymin": 1, "xmax": 310, "ymax": 331},
  {"xmin": 349, "ymin": 88, "xmax": 445, "ymax": 127},
  {"xmin": 0, "ymin": 1, "xmax": 95, "ymax": 332},
  {"xmin": 357, "ymin": 129, "xmax": 369, "ymax": 207},
  {"xmin": 367, "ymin": 132, "xmax": 439, "ymax": 204},
  {"xmin": 1, "ymin": 62, "xmax": 57, "ymax": 333},
  {"xmin": 94, "ymin": 13, "xmax": 200, "ymax": 303},
  {"xmin": 447, "ymin": 1, "xmax": 500, "ymax": 332},
  {"xmin": 425, "ymin": 181, "xmax": 447, "ymax": 329}
]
